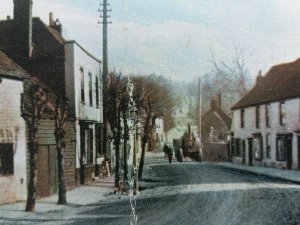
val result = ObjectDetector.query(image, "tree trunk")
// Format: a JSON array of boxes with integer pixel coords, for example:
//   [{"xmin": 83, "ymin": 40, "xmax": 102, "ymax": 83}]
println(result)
[
  {"xmin": 138, "ymin": 138, "xmax": 147, "ymax": 180},
  {"xmin": 57, "ymin": 141, "xmax": 67, "ymax": 204},
  {"xmin": 123, "ymin": 116, "xmax": 129, "ymax": 186},
  {"xmin": 114, "ymin": 108, "xmax": 121, "ymax": 187},
  {"xmin": 25, "ymin": 141, "xmax": 38, "ymax": 212}
]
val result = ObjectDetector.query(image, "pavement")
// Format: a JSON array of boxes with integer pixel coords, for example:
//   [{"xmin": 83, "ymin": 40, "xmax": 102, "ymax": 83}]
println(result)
[{"xmin": 217, "ymin": 161, "xmax": 300, "ymax": 184}]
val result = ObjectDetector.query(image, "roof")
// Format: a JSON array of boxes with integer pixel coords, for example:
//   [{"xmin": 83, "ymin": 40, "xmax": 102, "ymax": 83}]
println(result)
[
  {"xmin": 232, "ymin": 58, "xmax": 300, "ymax": 110},
  {"xmin": 0, "ymin": 50, "xmax": 29, "ymax": 80},
  {"xmin": 202, "ymin": 107, "xmax": 232, "ymax": 129},
  {"xmin": 65, "ymin": 40, "xmax": 101, "ymax": 63}
]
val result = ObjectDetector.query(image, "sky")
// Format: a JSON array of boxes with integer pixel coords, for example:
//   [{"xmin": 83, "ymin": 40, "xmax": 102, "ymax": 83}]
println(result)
[{"xmin": 1, "ymin": 0, "xmax": 300, "ymax": 81}]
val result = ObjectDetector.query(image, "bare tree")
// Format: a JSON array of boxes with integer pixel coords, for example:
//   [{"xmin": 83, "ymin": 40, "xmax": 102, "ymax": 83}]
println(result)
[
  {"xmin": 132, "ymin": 75, "xmax": 175, "ymax": 180},
  {"xmin": 54, "ymin": 96, "xmax": 69, "ymax": 204},
  {"xmin": 210, "ymin": 47, "xmax": 250, "ymax": 97},
  {"xmin": 21, "ymin": 84, "xmax": 48, "ymax": 212}
]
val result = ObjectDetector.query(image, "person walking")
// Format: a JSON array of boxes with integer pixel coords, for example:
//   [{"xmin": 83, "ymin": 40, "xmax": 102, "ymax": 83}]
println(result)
[{"xmin": 167, "ymin": 145, "xmax": 173, "ymax": 163}]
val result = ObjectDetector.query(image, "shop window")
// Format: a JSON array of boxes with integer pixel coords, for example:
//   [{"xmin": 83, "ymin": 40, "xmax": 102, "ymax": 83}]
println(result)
[
  {"xmin": 277, "ymin": 137, "xmax": 286, "ymax": 161},
  {"xmin": 254, "ymin": 135, "xmax": 263, "ymax": 160},
  {"xmin": 0, "ymin": 144, "xmax": 14, "ymax": 175}
]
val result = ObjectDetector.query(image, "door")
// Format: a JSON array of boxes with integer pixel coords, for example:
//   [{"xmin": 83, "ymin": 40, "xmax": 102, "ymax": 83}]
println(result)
[
  {"xmin": 286, "ymin": 135, "xmax": 293, "ymax": 170},
  {"xmin": 242, "ymin": 140, "xmax": 246, "ymax": 164},
  {"xmin": 248, "ymin": 138, "xmax": 253, "ymax": 166},
  {"xmin": 37, "ymin": 145, "xmax": 57, "ymax": 197}
]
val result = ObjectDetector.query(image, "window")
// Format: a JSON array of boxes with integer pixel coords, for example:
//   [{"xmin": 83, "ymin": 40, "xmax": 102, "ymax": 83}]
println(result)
[
  {"xmin": 266, "ymin": 133, "xmax": 271, "ymax": 158},
  {"xmin": 80, "ymin": 67, "xmax": 85, "ymax": 103},
  {"xmin": 256, "ymin": 106, "xmax": 260, "ymax": 128},
  {"xmin": 240, "ymin": 109, "xmax": 245, "ymax": 128},
  {"xmin": 89, "ymin": 73, "xmax": 93, "ymax": 106},
  {"xmin": 279, "ymin": 101, "xmax": 286, "ymax": 125},
  {"xmin": 0, "ymin": 144, "xmax": 14, "ymax": 175},
  {"xmin": 95, "ymin": 76, "xmax": 99, "ymax": 108},
  {"xmin": 254, "ymin": 135, "xmax": 263, "ymax": 160},
  {"xmin": 265, "ymin": 104, "xmax": 270, "ymax": 127},
  {"xmin": 277, "ymin": 137, "xmax": 286, "ymax": 161}
]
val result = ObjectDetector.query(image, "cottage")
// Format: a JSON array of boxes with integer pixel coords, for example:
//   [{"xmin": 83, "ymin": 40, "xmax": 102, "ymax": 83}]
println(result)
[
  {"xmin": 231, "ymin": 59, "xmax": 300, "ymax": 170},
  {"xmin": 200, "ymin": 95, "xmax": 231, "ymax": 161},
  {"xmin": 0, "ymin": 51, "xmax": 28, "ymax": 204}
]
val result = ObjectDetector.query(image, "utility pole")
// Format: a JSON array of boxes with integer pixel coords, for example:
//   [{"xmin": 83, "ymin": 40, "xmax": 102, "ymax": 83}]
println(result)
[{"xmin": 99, "ymin": 0, "xmax": 111, "ymax": 163}]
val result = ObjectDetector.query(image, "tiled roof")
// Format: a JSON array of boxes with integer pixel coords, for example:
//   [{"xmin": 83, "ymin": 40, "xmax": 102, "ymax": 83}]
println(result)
[
  {"xmin": 0, "ymin": 51, "xmax": 29, "ymax": 79},
  {"xmin": 231, "ymin": 58, "xmax": 300, "ymax": 110},
  {"xmin": 202, "ymin": 107, "xmax": 232, "ymax": 129}
]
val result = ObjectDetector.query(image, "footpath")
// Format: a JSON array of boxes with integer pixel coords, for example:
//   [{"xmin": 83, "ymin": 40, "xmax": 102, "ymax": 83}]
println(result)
[
  {"xmin": 217, "ymin": 162, "xmax": 300, "ymax": 184},
  {"xmin": 0, "ymin": 176, "xmax": 115, "ymax": 223}
]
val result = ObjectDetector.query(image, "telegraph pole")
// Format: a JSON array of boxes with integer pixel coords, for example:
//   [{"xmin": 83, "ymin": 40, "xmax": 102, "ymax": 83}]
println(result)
[{"xmin": 99, "ymin": 0, "xmax": 111, "ymax": 163}]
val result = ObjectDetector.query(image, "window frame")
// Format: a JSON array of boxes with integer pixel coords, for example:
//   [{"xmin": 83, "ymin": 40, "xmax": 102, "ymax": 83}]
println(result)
[
  {"xmin": 0, "ymin": 144, "xmax": 14, "ymax": 176},
  {"xmin": 255, "ymin": 106, "xmax": 260, "ymax": 128},
  {"xmin": 279, "ymin": 101, "xmax": 286, "ymax": 125},
  {"xmin": 240, "ymin": 109, "xmax": 245, "ymax": 128},
  {"xmin": 80, "ymin": 67, "xmax": 85, "ymax": 103},
  {"xmin": 265, "ymin": 104, "xmax": 270, "ymax": 128},
  {"xmin": 88, "ymin": 72, "xmax": 93, "ymax": 107}
]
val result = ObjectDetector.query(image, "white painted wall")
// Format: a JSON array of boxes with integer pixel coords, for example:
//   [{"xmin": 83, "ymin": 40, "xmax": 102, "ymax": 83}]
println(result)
[
  {"xmin": 232, "ymin": 97, "xmax": 300, "ymax": 169},
  {"xmin": 65, "ymin": 41, "xmax": 102, "ymax": 169},
  {"xmin": 0, "ymin": 77, "xmax": 27, "ymax": 203}
]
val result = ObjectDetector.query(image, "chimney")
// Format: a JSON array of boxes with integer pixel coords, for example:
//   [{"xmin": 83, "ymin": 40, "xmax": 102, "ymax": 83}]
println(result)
[
  {"xmin": 49, "ymin": 12, "xmax": 54, "ymax": 26},
  {"xmin": 49, "ymin": 12, "xmax": 62, "ymax": 34},
  {"xmin": 13, "ymin": 0, "xmax": 33, "ymax": 59},
  {"xmin": 217, "ymin": 93, "xmax": 222, "ymax": 108},
  {"xmin": 210, "ymin": 99, "xmax": 218, "ymax": 110},
  {"xmin": 7, "ymin": 15, "xmax": 11, "ymax": 20},
  {"xmin": 256, "ymin": 70, "xmax": 263, "ymax": 84}
]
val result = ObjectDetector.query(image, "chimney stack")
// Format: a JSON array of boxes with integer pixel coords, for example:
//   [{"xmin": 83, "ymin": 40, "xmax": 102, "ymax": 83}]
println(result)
[
  {"xmin": 256, "ymin": 70, "xmax": 263, "ymax": 84},
  {"xmin": 49, "ymin": 12, "xmax": 54, "ymax": 25},
  {"xmin": 7, "ymin": 15, "xmax": 11, "ymax": 20},
  {"xmin": 13, "ymin": 0, "xmax": 33, "ymax": 59},
  {"xmin": 48, "ymin": 12, "xmax": 62, "ymax": 34},
  {"xmin": 217, "ymin": 93, "xmax": 222, "ymax": 108},
  {"xmin": 210, "ymin": 99, "xmax": 218, "ymax": 110}
]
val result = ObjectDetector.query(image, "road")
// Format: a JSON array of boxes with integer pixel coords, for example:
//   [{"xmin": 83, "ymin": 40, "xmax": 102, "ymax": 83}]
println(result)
[
  {"xmin": 72, "ymin": 152, "xmax": 300, "ymax": 225},
  {"xmin": 1, "ymin": 152, "xmax": 300, "ymax": 225}
]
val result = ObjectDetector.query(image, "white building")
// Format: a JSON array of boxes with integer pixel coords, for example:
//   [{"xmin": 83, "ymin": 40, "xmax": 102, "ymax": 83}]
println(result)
[
  {"xmin": 0, "ymin": 51, "xmax": 28, "ymax": 204},
  {"xmin": 65, "ymin": 41, "xmax": 103, "ymax": 184},
  {"xmin": 231, "ymin": 59, "xmax": 300, "ymax": 170}
]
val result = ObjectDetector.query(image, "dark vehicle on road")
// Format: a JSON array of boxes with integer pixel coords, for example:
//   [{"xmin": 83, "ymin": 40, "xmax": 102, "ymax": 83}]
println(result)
[{"xmin": 181, "ymin": 124, "xmax": 202, "ymax": 161}]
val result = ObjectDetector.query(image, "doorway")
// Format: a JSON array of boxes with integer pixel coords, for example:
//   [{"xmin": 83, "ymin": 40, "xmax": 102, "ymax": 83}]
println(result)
[{"xmin": 248, "ymin": 138, "xmax": 253, "ymax": 166}]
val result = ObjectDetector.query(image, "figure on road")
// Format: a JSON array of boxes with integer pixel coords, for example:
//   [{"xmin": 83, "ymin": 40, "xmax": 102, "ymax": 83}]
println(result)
[{"xmin": 167, "ymin": 145, "xmax": 173, "ymax": 163}]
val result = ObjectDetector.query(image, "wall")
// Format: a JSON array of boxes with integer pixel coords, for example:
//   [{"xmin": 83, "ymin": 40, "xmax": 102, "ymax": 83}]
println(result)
[
  {"xmin": 0, "ymin": 77, "xmax": 27, "ymax": 204},
  {"xmin": 202, "ymin": 143, "xmax": 229, "ymax": 162}
]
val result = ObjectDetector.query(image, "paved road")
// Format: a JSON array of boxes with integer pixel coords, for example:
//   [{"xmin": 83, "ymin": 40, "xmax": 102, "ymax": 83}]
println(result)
[{"xmin": 1, "ymin": 152, "xmax": 300, "ymax": 225}]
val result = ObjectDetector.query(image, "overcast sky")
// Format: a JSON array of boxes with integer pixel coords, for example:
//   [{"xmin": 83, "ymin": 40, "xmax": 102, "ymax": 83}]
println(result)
[{"xmin": 1, "ymin": 0, "xmax": 300, "ymax": 81}]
